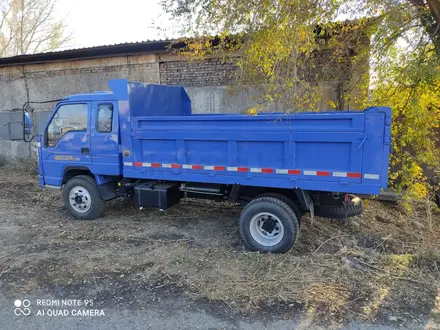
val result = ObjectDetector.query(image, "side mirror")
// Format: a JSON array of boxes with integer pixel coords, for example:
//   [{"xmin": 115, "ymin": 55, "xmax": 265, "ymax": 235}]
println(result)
[
  {"xmin": 23, "ymin": 110, "xmax": 34, "ymax": 142},
  {"xmin": 24, "ymin": 111, "xmax": 33, "ymax": 135}
]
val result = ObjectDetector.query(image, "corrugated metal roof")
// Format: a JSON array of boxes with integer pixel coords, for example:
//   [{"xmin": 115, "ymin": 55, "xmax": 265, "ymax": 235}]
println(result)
[
  {"xmin": 0, "ymin": 39, "xmax": 184, "ymax": 67},
  {"xmin": 50, "ymin": 39, "xmax": 175, "ymax": 53}
]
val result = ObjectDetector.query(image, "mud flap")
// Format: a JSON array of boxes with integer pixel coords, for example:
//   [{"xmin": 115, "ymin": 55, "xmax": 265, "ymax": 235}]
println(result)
[{"xmin": 294, "ymin": 189, "xmax": 313, "ymax": 212}]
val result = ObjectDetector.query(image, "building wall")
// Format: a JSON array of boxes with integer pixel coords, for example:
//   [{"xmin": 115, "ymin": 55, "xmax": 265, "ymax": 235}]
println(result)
[
  {"xmin": 0, "ymin": 44, "xmax": 368, "ymax": 158},
  {"xmin": 0, "ymin": 140, "xmax": 32, "ymax": 159},
  {"xmin": 158, "ymin": 48, "xmax": 368, "ymax": 113},
  {"xmin": 0, "ymin": 54, "xmax": 159, "ymax": 113},
  {"xmin": 0, "ymin": 50, "xmax": 367, "ymax": 114},
  {"xmin": 159, "ymin": 56, "xmax": 239, "ymax": 86}
]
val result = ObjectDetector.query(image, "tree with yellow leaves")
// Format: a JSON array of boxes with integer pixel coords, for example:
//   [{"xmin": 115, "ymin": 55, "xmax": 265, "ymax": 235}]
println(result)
[{"xmin": 161, "ymin": 0, "xmax": 440, "ymax": 198}]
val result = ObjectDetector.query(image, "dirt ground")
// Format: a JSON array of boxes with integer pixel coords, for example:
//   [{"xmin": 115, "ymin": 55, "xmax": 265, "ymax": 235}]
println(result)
[{"xmin": 1, "ymin": 163, "xmax": 440, "ymax": 329}]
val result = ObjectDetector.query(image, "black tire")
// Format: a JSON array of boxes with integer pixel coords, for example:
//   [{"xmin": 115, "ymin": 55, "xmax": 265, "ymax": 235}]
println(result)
[
  {"xmin": 63, "ymin": 175, "xmax": 105, "ymax": 220},
  {"xmin": 240, "ymin": 197, "xmax": 299, "ymax": 253},
  {"xmin": 314, "ymin": 196, "xmax": 363, "ymax": 219}
]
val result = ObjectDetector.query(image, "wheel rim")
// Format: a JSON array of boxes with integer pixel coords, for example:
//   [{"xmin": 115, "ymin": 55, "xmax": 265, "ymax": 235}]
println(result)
[
  {"xmin": 69, "ymin": 186, "xmax": 92, "ymax": 213},
  {"xmin": 249, "ymin": 212, "xmax": 284, "ymax": 247}
]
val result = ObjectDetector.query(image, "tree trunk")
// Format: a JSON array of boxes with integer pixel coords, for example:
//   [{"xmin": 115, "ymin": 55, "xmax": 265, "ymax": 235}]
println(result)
[
  {"xmin": 410, "ymin": 0, "xmax": 440, "ymax": 54},
  {"xmin": 427, "ymin": 0, "xmax": 440, "ymax": 26}
]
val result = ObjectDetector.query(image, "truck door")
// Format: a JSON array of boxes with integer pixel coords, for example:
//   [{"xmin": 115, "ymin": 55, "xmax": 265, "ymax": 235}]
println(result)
[
  {"xmin": 40, "ymin": 102, "xmax": 91, "ymax": 186},
  {"xmin": 90, "ymin": 101, "xmax": 120, "ymax": 176}
]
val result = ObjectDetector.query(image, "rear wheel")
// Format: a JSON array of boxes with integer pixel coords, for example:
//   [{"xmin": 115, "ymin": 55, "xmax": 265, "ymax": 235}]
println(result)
[
  {"xmin": 63, "ymin": 175, "xmax": 105, "ymax": 220},
  {"xmin": 240, "ymin": 197, "xmax": 299, "ymax": 253},
  {"xmin": 314, "ymin": 195, "xmax": 363, "ymax": 219}
]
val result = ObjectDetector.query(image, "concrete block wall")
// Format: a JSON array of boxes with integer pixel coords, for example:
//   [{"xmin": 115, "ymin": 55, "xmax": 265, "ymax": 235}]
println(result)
[
  {"xmin": 0, "ymin": 111, "xmax": 24, "ymax": 140},
  {"xmin": 0, "ymin": 67, "xmax": 28, "ymax": 112},
  {"xmin": 0, "ymin": 54, "xmax": 160, "ymax": 113},
  {"xmin": 0, "ymin": 54, "xmax": 162, "ymax": 159},
  {"xmin": 0, "ymin": 140, "xmax": 32, "ymax": 159}
]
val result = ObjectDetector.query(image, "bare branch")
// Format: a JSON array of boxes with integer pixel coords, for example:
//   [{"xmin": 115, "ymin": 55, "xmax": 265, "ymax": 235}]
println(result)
[
  {"xmin": 0, "ymin": 1, "xmax": 13, "ymax": 32},
  {"xmin": 24, "ymin": 2, "xmax": 56, "ymax": 53},
  {"xmin": 0, "ymin": 0, "xmax": 70, "ymax": 57}
]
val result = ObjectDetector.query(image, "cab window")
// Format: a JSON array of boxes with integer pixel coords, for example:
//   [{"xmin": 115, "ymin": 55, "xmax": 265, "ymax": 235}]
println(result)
[
  {"xmin": 46, "ymin": 104, "xmax": 88, "ymax": 147},
  {"xmin": 97, "ymin": 104, "xmax": 113, "ymax": 133}
]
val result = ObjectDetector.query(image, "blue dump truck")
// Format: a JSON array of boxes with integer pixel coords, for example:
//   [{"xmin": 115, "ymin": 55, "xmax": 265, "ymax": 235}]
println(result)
[{"xmin": 34, "ymin": 79, "xmax": 391, "ymax": 253}]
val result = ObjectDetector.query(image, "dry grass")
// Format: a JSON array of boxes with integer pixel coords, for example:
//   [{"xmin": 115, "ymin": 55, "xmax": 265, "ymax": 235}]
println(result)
[
  {"xmin": 154, "ymin": 197, "xmax": 440, "ymax": 324},
  {"xmin": 6, "ymin": 157, "xmax": 38, "ymax": 174},
  {"xmin": 1, "ymin": 165, "xmax": 440, "ymax": 326}
]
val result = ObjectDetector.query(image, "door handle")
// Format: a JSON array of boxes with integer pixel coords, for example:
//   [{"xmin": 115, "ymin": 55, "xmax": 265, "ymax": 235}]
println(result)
[{"xmin": 81, "ymin": 148, "xmax": 90, "ymax": 155}]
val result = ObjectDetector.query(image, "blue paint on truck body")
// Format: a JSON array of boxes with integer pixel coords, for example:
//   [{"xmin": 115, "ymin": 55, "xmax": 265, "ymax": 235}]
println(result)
[{"xmin": 37, "ymin": 79, "xmax": 391, "ymax": 195}]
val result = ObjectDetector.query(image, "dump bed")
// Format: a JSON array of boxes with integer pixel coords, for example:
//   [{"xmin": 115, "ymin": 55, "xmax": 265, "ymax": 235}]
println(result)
[{"xmin": 110, "ymin": 79, "xmax": 391, "ymax": 195}]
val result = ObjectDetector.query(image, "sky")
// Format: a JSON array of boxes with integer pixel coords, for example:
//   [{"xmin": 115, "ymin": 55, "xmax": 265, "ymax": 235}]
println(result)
[
  {"xmin": 54, "ymin": 1, "xmax": 364, "ymax": 50},
  {"xmin": 57, "ymin": 0, "xmax": 175, "ymax": 49}
]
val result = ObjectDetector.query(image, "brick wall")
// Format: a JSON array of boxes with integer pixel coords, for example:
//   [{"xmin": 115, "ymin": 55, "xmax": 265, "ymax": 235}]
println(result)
[
  {"xmin": 159, "ymin": 48, "xmax": 361, "ymax": 88},
  {"xmin": 159, "ymin": 58, "xmax": 239, "ymax": 87}
]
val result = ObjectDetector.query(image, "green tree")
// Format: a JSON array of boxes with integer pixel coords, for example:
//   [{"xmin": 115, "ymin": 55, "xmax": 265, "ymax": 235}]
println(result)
[
  {"xmin": 161, "ymin": 0, "xmax": 440, "ymax": 198},
  {"xmin": 0, "ymin": 0, "xmax": 70, "ymax": 57}
]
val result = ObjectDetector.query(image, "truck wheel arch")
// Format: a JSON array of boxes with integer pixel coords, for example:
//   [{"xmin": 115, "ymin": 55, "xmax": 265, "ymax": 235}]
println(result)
[
  {"xmin": 62, "ymin": 166, "xmax": 117, "ymax": 201},
  {"xmin": 257, "ymin": 192, "xmax": 304, "ymax": 222},
  {"xmin": 62, "ymin": 166, "xmax": 94, "ymax": 184}
]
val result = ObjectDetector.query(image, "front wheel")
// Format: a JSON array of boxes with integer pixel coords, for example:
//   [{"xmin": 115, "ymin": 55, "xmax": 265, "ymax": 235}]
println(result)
[
  {"xmin": 63, "ymin": 175, "xmax": 105, "ymax": 220},
  {"xmin": 240, "ymin": 197, "xmax": 299, "ymax": 253}
]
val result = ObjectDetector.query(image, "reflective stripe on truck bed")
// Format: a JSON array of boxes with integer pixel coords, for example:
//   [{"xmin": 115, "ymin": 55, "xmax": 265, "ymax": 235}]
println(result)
[{"xmin": 122, "ymin": 162, "xmax": 379, "ymax": 180}]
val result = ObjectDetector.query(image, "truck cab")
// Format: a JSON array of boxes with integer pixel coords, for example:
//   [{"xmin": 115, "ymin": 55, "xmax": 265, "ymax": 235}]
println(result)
[{"xmin": 38, "ymin": 92, "xmax": 121, "ymax": 189}]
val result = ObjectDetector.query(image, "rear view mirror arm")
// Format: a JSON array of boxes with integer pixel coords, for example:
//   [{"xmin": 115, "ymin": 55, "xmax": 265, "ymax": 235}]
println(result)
[{"xmin": 21, "ymin": 98, "xmax": 65, "ymax": 143}]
